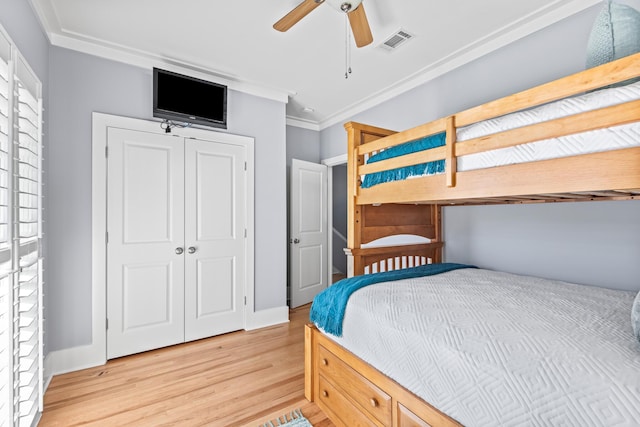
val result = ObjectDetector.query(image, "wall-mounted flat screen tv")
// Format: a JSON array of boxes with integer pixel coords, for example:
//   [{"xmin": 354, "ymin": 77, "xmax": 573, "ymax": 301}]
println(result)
[{"xmin": 153, "ymin": 68, "xmax": 227, "ymax": 129}]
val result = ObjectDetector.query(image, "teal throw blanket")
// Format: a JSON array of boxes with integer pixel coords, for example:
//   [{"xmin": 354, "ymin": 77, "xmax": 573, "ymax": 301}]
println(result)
[
  {"xmin": 310, "ymin": 263, "xmax": 475, "ymax": 336},
  {"xmin": 361, "ymin": 132, "xmax": 446, "ymax": 188}
]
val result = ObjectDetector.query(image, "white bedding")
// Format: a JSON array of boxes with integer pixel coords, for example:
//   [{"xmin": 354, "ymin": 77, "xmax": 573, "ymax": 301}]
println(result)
[
  {"xmin": 322, "ymin": 268, "xmax": 640, "ymax": 426},
  {"xmin": 456, "ymin": 80, "xmax": 640, "ymax": 171}
]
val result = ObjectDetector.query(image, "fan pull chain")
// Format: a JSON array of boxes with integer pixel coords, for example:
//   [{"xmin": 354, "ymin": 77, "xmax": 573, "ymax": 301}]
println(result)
[{"xmin": 345, "ymin": 14, "xmax": 352, "ymax": 79}]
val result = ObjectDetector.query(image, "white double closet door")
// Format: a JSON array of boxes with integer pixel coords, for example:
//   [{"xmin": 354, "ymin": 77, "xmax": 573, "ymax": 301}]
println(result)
[{"xmin": 106, "ymin": 128, "xmax": 246, "ymax": 359}]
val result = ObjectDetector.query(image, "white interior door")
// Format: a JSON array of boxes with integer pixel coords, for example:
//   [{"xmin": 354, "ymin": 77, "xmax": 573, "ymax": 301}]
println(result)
[
  {"xmin": 290, "ymin": 159, "xmax": 328, "ymax": 308},
  {"xmin": 106, "ymin": 128, "xmax": 185, "ymax": 359},
  {"xmin": 184, "ymin": 138, "xmax": 246, "ymax": 341}
]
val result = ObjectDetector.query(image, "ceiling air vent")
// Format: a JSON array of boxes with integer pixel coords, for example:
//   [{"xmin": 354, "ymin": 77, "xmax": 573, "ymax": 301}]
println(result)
[{"xmin": 379, "ymin": 29, "xmax": 414, "ymax": 52}]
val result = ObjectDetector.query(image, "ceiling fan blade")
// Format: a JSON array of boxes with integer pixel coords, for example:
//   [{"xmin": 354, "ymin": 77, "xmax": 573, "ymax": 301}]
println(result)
[
  {"xmin": 273, "ymin": 0, "xmax": 324, "ymax": 32},
  {"xmin": 348, "ymin": 3, "xmax": 373, "ymax": 47}
]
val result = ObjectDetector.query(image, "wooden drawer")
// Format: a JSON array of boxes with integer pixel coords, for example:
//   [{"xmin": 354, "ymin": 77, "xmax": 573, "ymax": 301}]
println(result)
[
  {"xmin": 318, "ymin": 344, "xmax": 391, "ymax": 425},
  {"xmin": 319, "ymin": 375, "xmax": 378, "ymax": 427},
  {"xmin": 398, "ymin": 403, "xmax": 432, "ymax": 427}
]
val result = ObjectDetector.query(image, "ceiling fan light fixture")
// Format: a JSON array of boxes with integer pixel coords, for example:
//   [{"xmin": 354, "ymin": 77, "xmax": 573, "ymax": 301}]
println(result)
[{"xmin": 325, "ymin": 0, "xmax": 363, "ymax": 13}]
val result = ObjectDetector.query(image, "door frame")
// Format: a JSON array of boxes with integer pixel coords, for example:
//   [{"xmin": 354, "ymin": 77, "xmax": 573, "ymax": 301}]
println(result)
[
  {"xmin": 322, "ymin": 154, "xmax": 348, "ymax": 283},
  {"xmin": 91, "ymin": 112, "xmax": 255, "ymax": 366}
]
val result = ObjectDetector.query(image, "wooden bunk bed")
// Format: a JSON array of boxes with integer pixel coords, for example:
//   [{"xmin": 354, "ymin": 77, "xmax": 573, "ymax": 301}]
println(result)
[{"xmin": 305, "ymin": 52, "xmax": 640, "ymax": 427}]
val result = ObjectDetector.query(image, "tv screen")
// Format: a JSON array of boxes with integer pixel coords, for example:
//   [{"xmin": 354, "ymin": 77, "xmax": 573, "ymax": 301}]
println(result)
[{"xmin": 153, "ymin": 68, "xmax": 227, "ymax": 129}]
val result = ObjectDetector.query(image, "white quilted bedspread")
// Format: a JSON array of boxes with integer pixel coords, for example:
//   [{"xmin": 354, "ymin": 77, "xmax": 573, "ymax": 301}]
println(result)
[{"xmin": 325, "ymin": 269, "xmax": 640, "ymax": 426}]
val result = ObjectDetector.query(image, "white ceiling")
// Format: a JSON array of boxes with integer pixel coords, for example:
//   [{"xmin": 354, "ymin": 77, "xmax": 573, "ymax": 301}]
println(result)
[{"xmin": 30, "ymin": 0, "xmax": 599, "ymax": 129}]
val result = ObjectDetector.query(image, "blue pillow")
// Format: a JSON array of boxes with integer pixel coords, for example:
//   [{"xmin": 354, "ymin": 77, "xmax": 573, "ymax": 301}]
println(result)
[
  {"xmin": 586, "ymin": 1, "xmax": 640, "ymax": 69},
  {"xmin": 633, "ymin": 291, "xmax": 640, "ymax": 344}
]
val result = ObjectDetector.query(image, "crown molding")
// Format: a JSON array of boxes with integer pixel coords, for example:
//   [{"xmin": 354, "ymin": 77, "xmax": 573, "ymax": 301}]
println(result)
[
  {"xmin": 28, "ymin": 0, "xmax": 58, "ymax": 42},
  {"xmin": 286, "ymin": 116, "xmax": 321, "ymax": 131}
]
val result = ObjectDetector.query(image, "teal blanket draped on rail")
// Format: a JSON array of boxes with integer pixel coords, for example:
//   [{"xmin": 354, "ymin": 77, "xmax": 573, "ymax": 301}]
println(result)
[
  {"xmin": 361, "ymin": 132, "xmax": 446, "ymax": 188},
  {"xmin": 310, "ymin": 263, "xmax": 476, "ymax": 336}
]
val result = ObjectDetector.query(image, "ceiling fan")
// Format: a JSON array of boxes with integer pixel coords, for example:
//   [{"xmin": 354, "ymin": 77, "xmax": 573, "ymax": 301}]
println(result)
[{"xmin": 273, "ymin": 0, "xmax": 374, "ymax": 48}]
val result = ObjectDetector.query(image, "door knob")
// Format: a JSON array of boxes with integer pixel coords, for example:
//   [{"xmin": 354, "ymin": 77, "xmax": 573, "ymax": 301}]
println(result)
[
  {"xmin": 175, "ymin": 247, "xmax": 184, "ymax": 255},
  {"xmin": 292, "ymin": 238, "xmax": 300, "ymax": 244},
  {"xmin": 188, "ymin": 246, "xmax": 197, "ymax": 254}
]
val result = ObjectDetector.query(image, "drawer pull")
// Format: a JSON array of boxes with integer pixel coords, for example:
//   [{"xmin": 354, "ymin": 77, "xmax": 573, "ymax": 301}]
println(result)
[
  {"xmin": 370, "ymin": 398, "xmax": 378, "ymax": 408},
  {"xmin": 321, "ymin": 358, "xmax": 328, "ymax": 366},
  {"xmin": 322, "ymin": 390, "xmax": 329, "ymax": 398}
]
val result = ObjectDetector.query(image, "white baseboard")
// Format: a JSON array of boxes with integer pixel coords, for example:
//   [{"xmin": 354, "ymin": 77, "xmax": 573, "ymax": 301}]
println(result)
[
  {"xmin": 45, "ymin": 343, "xmax": 107, "ymax": 377},
  {"xmin": 42, "ymin": 355, "xmax": 54, "ymax": 395},
  {"xmin": 245, "ymin": 305, "xmax": 289, "ymax": 330}
]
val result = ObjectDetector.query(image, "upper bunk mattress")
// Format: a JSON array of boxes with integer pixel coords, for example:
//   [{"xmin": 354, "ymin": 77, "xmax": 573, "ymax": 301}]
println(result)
[
  {"xmin": 456, "ymin": 80, "xmax": 640, "ymax": 171},
  {"xmin": 320, "ymin": 268, "xmax": 640, "ymax": 426}
]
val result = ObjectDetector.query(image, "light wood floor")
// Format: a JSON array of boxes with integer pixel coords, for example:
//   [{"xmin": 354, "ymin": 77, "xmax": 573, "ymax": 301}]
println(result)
[{"xmin": 40, "ymin": 305, "xmax": 334, "ymax": 427}]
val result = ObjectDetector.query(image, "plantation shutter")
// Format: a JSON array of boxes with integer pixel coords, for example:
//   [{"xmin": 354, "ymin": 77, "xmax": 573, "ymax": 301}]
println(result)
[
  {"xmin": 0, "ymin": 26, "xmax": 43, "ymax": 427},
  {"xmin": 13, "ymin": 53, "xmax": 42, "ymax": 427},
  {"xmin": 0, "ymin": 31, "xmax": 11, "ymax": 427}
]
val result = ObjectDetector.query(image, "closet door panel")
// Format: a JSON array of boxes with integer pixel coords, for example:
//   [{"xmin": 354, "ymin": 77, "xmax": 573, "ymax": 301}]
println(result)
[
  {"xmin": 121, "ymin": 143, "xmax": 173, "ymax": 243},
  {"xmin": 196, "ymin": 152, "xmax": 234, "ymax": 240},
  {"xmin": 107, "ymin": 128, "xmax": 185, "ymax": 359},
  {"xmin": 184, "ymin": 139, "xmax": 245, "ymax": 341},
  {"xmin": 196, "ymin": 256, "xmax": 235, "ymax": 316},
  {"xmin": 122, "ymin": 263, "xmax": 173, "ymax": 329}
]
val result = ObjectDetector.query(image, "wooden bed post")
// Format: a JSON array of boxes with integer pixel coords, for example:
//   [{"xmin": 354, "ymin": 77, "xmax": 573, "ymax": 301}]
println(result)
[
  {"xmin": 344, "ymin": 122, "xmax": 357, "ymax": 251},
  {"xmin": 304, "ymin": 324, "xmax": 314, "ymax": 401},
  {"xmin": 445, "ymin": 116, "xmax": 457, "ymax": 188},
  {"xmin": 433, "ymin": 204, "xmax": 443, "ymax": 263},
  {"xmin": 345, "ymin": 122, "xmax": 361, "ymax": 277}
]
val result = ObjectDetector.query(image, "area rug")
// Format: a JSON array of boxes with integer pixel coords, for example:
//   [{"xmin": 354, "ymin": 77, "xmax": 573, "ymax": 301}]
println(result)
[{"xmin": 258, "ymin": 408, "xmax": 312, "ymax": 427}]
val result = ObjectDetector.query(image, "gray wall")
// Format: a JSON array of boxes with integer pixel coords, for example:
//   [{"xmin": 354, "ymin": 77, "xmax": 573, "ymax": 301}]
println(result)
[
  {"xmin": 286, "ymin": 125, "xmax": 321, "ymax": 166},
  {"xmin": 319, "ymin": 2, "xmax": 640, "ymax": 292},
  {"xmin": 332, "ymin": 164, "xmax": 347, "ymax": 274},
  {"xmin": 444, "ymin": 201, "xmax": 640, "ymax": 291},
  {"xmin": 0, "ymin": 0, "xmax": 50, "ymax": 348},
  {"xmin": 48, "ymin": 46, "xmax": 287, "ymax": 352}
]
